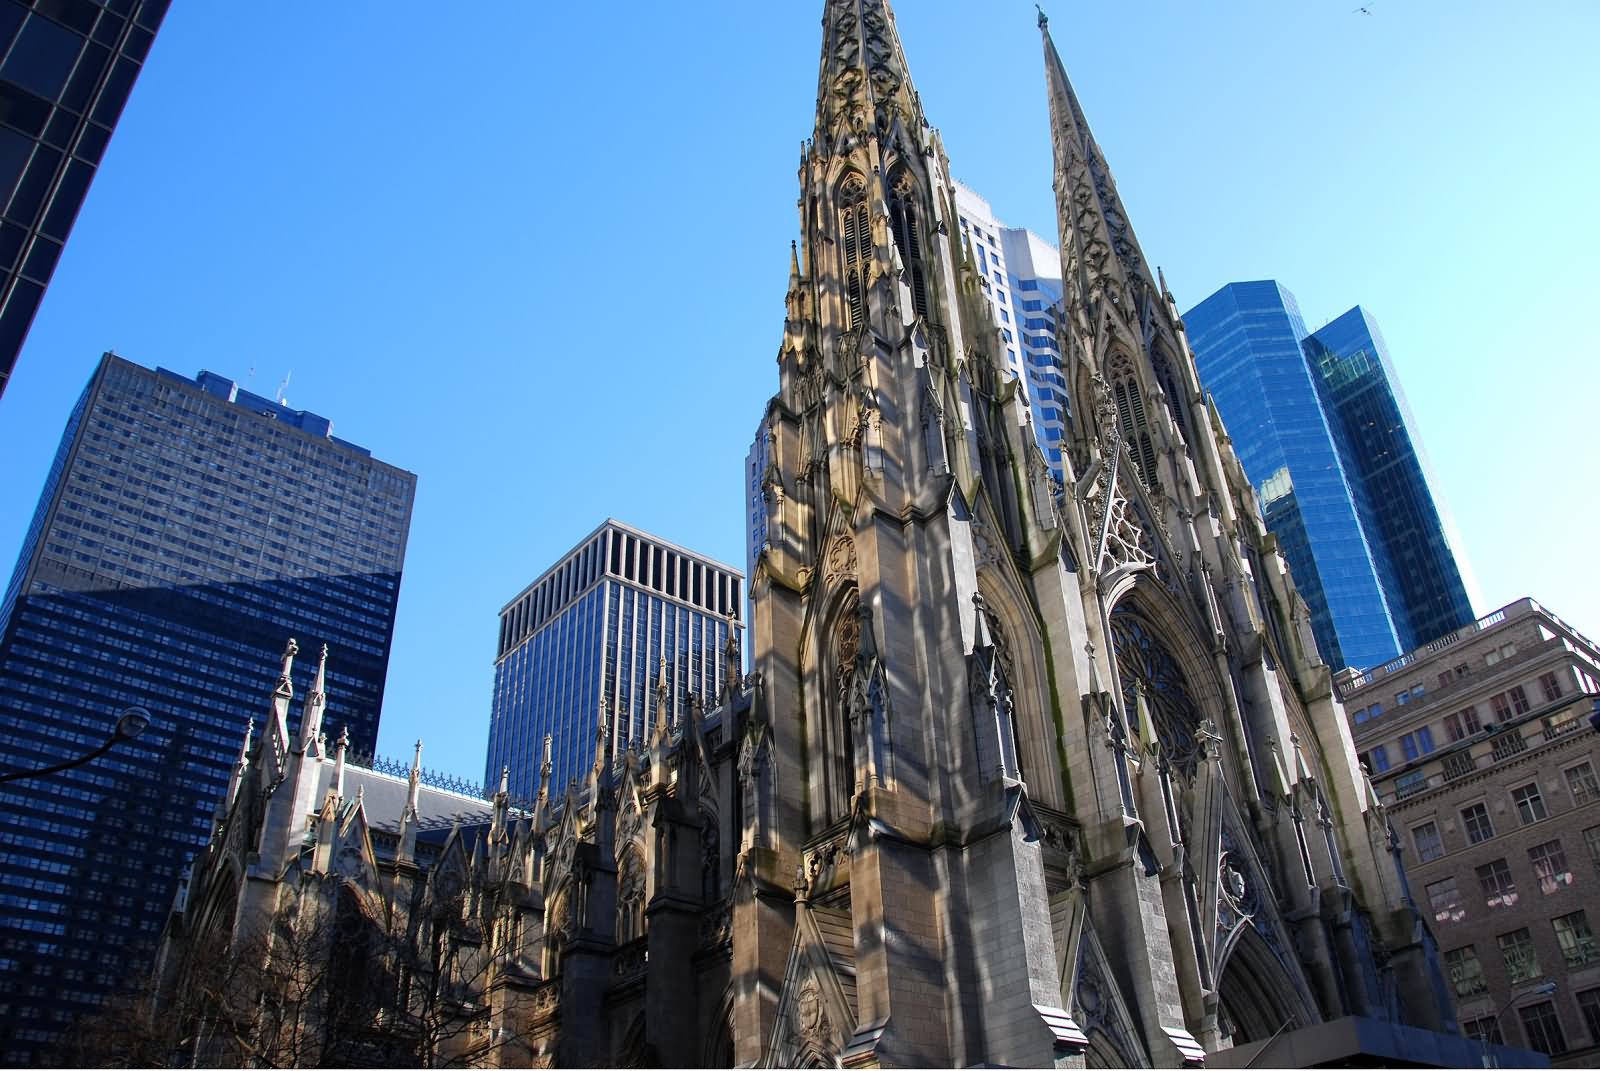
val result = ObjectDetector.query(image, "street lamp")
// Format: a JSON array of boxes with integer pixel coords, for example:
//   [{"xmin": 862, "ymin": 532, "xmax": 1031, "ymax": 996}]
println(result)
[
  {"xmin": 1480, "ymin": 980, "xmax": 1557, "ymax": 1068},
  {"xmin": 0, "ymin": 706, "xmax": 152, "ymax": 785}
]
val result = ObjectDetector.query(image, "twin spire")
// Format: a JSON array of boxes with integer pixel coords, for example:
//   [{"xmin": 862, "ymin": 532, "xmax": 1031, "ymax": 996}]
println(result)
[{"xmin": 1039, "ymin": 12, "xmax": 1156, "ymax": 323}]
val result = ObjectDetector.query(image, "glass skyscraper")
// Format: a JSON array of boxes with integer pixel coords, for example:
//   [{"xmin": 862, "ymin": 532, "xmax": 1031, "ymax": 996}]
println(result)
[
  {"xmin": 952, "ymin": 180, "xmax": 1071, "ymax": 483},
  {"xmin": 1183, "ymin": 280, "xmax": 1473, "ymax": 673},
  {"xmin": 0, "ymin": 353, "xmax": 414, "ymax": 1064},
  {"xmin": 1302, "ymin": 307, "xmax": 1474, "ymax": 649},
  {"xmin": 487, "ymin": 520, "xmax": 743, "ymax": 800},
  {"xmin": 0, "ymin": 0, "xmax": 168, "ymax": 400}
]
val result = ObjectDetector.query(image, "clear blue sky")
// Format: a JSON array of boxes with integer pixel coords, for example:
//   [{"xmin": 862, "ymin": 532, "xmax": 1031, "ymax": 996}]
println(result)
[{"xmin": 2, "ymin": 1, "xmax": 1595, "ymax": 783}]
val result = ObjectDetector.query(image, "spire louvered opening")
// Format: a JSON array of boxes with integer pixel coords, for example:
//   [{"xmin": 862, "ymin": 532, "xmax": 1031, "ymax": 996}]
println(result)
[
  {"xmin": 889, "ymin": 170, "xmax": 930, "ymax": 319},
  {"xmin": 839, "ymin": 175, "xmax": 869, "ymax": 330},
  {"xmin": 1153, "ymin": 348, "xmax": 1190, "ymax": 444},
  {"xmin": 1113, "ymin": 374, "xmax": 1159, "ymax": 487}
]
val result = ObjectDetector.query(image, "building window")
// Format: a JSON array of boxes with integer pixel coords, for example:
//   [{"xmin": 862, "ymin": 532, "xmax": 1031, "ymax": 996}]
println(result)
[
  {"xmin": 1509, "ymin": 685, "xmax": 1531, "ymax": 715},
  {"xmin": 1460, "ymin": 1015, "xmax": 1502, "ymax": 1046},
  {"xmin": 1517, "ymin": 1001, "xmax": 1566, "ymax": 1057},
  {"xmin": 1540, "ymin": 671, "xmax": 1563, "ymax": 702},
  {"xmin": 1444, "ymin": 945, "xmax": 1487, "ymax": 997},
  {"xmin": 1553, "ymin": 910, "xmax": 1599, "ymax": 968},
  {"xmin": 1395, "ymin": 769, "xmax": 1428, "ymax": 799},
  {"xmin": 1577, "ymin": 989, "xmax": 1600, "ymax": 1049},
  {"xmin": 1491, "ymin": 692, "xmax": 1513, "ymax": 722},
  {"xmin": 1400, "ymin": 727, "xmax": 1435, "ymax": 760},
  {"xmin": 1368, "ymin": 745, "xmax": 1390, "ymax": 773},
  {"xmin": 1412, "ymin": 821, "xmax": 1444, "ymax": 863},
  {"xmin": 1426, "ymin": 877, "xmax": 1464, "ymax": 924},
  {"xmin": 1587, "ymin": 826, "xmax": 1600, "ymax": 873},
  {"xmin": 1477, "ymin": 859, "xmax": 1517, "ymax": 908},
  {"xmin": 1530, "ymin": 840, "xmax": 1573, "ymax": 894},
  {"xmin": 1565, "ymin": 761, "xmax": 1598, "ymax": 806},
  {"xmin": 1444, "ymin": 706, "xmax": 1481, "ymax": 741},
  {"xmin": 1497, "ymin": 927, "xmax": 1540, "ymax": 983},
  {"xmin": 1462, "ymin": 802, "xmax": 1495, "ymax": 844},
  {"xmin": 1512, "ymin": 783, "xmax": 1547, "ymax": 825}
]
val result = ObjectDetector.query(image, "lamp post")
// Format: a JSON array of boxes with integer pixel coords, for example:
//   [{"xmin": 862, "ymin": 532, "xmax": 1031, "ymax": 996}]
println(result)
[
  {"xmin": 1480, "ymin": 980, "xmax": 1557, "ymax": 1068},
  {"xmin": 0, "ymin": 707, "xmax": 151, "ymax": 785}
]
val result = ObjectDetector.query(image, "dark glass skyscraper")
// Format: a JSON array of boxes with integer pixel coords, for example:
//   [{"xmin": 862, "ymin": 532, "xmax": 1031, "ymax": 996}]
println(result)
[
  {"xmin": 0, "ymin": 0, "xmax": 168, "ymax": 400},
  {"xmin": 1302, "ymin": 306, "xmax": 1474, "ymax": 649},
  {"xmin": 487, "ymin": 520, "xmax": 743, "ymax": 800},
  {"xmin": 0, "ymin": 353, "xmax": 414, "ymax": 1064},
  {"xmin": 1184, "ymin": 281, "xmax": 1473, "ymax": 673}
]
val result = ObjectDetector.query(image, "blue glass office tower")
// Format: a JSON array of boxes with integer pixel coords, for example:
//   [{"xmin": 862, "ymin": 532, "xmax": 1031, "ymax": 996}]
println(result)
[
  {"xmin": 0, "ymin": 0, "xmax": 168, "ymax": 400},
  {"xmin": 1183, "ymin": 281, "xmax": 1472, "ymax": 672},
  {"xmin": 487, "ymin": 520, "xmax": 743, "ymax": 800},
  {"xmin": 1301, "ymin": 307, "xmax": 1473, "ymax": 649},
  {"xmin": 0, "ymin": 353, "xmax": 414, "ymax": 1064}
]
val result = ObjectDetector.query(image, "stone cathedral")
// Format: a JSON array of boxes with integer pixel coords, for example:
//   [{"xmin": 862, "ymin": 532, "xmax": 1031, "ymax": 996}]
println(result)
[{"xmin": 152, "ymin": 3, "xmax": 1474, "ymax": 1068}]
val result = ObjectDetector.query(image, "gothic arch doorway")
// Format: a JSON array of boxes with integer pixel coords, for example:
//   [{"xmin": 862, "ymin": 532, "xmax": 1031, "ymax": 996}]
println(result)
[{"xmin": 1216, "ymin": 924, "xmax": 1306, "ymax": 1046}]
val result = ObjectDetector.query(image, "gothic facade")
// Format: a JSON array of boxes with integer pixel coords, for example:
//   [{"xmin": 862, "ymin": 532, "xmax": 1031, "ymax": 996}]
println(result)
[
  {"xmin": 735, "ymin": 1, "xmax": 1460, "ymax": 1066},
  {"xmin": 151, "ymin": 2, "xmax": 1475, "ymax": 1067}
]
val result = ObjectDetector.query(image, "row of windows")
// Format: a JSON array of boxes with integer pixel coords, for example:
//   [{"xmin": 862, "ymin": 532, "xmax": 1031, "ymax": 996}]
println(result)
[
  {"xmin": 501, "ymin": 527, "xmax": 740, "ymax": 658},
  {"xmin": 1426, "ymin": 829, "xmax": 1599, "ymax": 924},
  {"xmin": 1410, "ymin": 767, "xmax": 1598, "ymax": 862},
  {"xmin": 1360, "ymin": 669, "xmax": 1564, "ymax": 772},
  {"xmin": 1447, "ymin": 934, "xmax": 1600, "ymax": 1054}
]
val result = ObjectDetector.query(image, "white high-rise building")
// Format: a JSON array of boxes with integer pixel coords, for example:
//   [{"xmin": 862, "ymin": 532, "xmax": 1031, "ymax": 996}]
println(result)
[{"xmin": 952, "ymin": 180, "xmax": 1069, "ymax": 482}]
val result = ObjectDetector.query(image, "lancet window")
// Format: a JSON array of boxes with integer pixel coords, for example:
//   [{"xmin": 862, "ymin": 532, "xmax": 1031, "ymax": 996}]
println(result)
[
  {"xmin": 838, "ymin": 176, "xmax": 869, "ymax": 330},
  {"xmin": 888, "ymin": 169, "xmax": 929, "ymax": 319},
  {"xmin": 1112, "ymin": 371, "xmax": 1159, "ymax": 487},
  {"xmin": 825, "ymin": 593, "xmax": 861, "ymax": 821},
  {"xmin": 1152, "ymin": 346, "xmax": 1191, "ymax": 444}
]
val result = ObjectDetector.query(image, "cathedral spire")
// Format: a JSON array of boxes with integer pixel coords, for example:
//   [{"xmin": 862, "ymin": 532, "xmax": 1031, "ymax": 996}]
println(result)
[
  {"xmin": 812, "ymin": 0, "xmax": 923, "ymax": 149},
  {"xmin": 1040, "ymin": 15, "xmax": 1154, "ymax": 323}
]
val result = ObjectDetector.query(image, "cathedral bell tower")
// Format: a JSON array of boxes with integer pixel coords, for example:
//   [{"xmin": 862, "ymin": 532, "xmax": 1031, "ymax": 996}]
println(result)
[{"xmin": 735, "ymin": 3, "xmax": 1455, "ymax": 1066}]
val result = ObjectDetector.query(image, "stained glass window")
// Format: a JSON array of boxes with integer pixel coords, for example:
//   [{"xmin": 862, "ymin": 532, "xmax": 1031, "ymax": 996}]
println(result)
[{"xmin": 1109, "ymin": 608, "xmax": 1202, "ymax": 775}]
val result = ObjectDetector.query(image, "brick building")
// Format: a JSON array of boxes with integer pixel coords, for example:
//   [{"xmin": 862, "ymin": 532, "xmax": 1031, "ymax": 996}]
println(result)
[{"xmin": 1343, "ymin": 597, "xmax": 1600, "ymax": 1064}]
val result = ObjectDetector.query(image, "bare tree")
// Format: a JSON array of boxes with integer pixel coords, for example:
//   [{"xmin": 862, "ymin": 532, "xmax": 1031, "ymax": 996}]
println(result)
[{"xmin": 60, "ymin": 884, "xmax": 541, "ymax": 1068}]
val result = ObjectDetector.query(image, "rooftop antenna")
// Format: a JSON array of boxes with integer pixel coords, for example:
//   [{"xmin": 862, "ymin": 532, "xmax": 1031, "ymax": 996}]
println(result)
[{"xmin": 275, "ymin": 370, "xmax": 292, "ymax": 407}]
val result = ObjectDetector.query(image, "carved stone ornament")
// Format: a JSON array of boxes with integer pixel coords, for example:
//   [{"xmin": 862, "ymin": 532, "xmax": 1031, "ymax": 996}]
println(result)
[
  {"xmin": 618, "ymin": 801, "xmax": 643, "ymax": 846},
  {"xmin": 970, "ymin": 517, "xmax": 1005, "ymax": 570},
  {"xmin": 825, "ymin": 536, "xmax": 857, "ymax": 588},
  {"xmin": 801, "ymin": 837, "xmax": 850, "ymax": 897},
  {"xmin": 795, "ymin": 975, "xmax": 829, "ymax": 1041}
]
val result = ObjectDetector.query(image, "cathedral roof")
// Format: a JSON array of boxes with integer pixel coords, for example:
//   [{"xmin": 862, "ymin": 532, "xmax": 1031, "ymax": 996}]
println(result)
[{"xmin": 314, "ymin": 760, "xmax": 496, "ymax": 835}]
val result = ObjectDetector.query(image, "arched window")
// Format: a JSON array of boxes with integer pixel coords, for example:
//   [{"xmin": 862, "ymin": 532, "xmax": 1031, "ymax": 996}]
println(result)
[
  {"xmin": 838, "ymin": 176, "xmax": 868, "ymax": 330},
  {"xmin": 1112, "ymin": 373, "xmax": 1158, "ymax": 487},
  {"xmin": 826, "ymin": 594, "xmax": 860, "ymax": 821},
  {"xmin": 617, "ymin": 850, "xmax": 646, "ymax": 943},
  {"xmin": 888, "ymin": 170, "xmax": 929, "ymax": 319},
  {"xmin": 1109, "ymin": 606, "xmax": 1203, "ymax": 777},
  {"xmin": 1152, "ymin": 347, "xmax": 1191, "ymax": 444}
]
